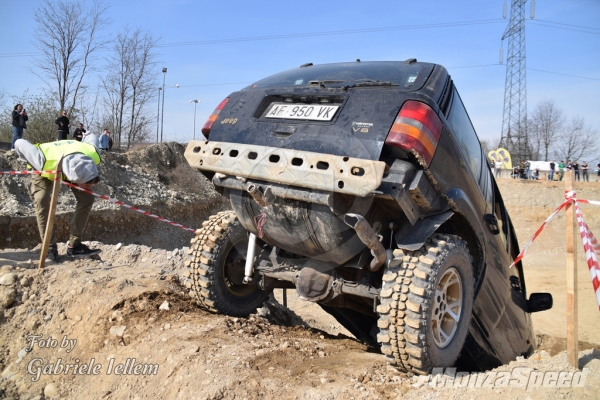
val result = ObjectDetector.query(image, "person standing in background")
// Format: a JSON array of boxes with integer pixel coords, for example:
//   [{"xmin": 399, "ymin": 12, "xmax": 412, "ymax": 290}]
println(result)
[
  {"xmin": 573, "ymin": 160, "xmax": 580, "ymax": 181},
  {"xmin": 11, "ymin": 104, "xmax": 28, "ymax": 150},
  {"xmin": 495, "ymin": 158, "xmax": 502, "ymax": 178},
  {"xmin": 99, "ymin": 129, "xmax": 110, "ymax": 151},
  {"xmin": 582, "ymin": 161, "xmax": 589, "ymax": 182},
  {"xmin": 55, "ymin": 110, "xmax": 70, "ymax": 140},
  {"xmin": 524, "ymin": 159, "xmax": 531, "ymax": 180},
  {"xmin": 558, "ymin": 161, "xmax": 565, "ymax": 181},
  {"xmin": 549, "ymin": 160, "xmax": 556, "ymax": 181},
  {"xmin": 107, "ymin": 131, "xmax": 113, "ymax": 151},
  {"xmin": 73, "ymin": 123, "xmax": 86, "ymax": 142}
]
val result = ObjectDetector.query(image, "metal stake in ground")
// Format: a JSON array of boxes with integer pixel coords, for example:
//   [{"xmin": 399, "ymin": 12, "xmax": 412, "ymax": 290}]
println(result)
[
  {"xmin": 38, "ymin": 156, "xmax": 64, "ymax": 270},
  {"xmin": 565, "ymin": 170, "xmax": 579, "ymax": 368}
]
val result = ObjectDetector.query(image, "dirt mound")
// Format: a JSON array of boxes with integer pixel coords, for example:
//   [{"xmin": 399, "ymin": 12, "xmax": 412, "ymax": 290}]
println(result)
[{"xmin": 0, "ymin": 242, "xmax": 598, "ymax": 399}]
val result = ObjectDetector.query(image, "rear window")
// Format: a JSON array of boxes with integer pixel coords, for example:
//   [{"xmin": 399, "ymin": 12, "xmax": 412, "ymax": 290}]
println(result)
[
  {"xmin": 250, "ymin": 62, "xmax": 430, "ymax": 89},
  {"xmin": 447, "ymin": 88, "xmax": 482, "ymax": 181}
]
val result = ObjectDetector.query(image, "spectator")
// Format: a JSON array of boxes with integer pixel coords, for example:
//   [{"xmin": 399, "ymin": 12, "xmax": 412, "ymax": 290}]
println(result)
[
  {"xmin": 14, "ymin": 136, "xmax": 102, "ymax": 261},
  {"xmin": 55, "ymin": 110, "xmax": 70, "ymax": 140},
  {"xmin": 573, "ymin": 160, "xmax": 580, "ymax": 181},
  {"xmin": 597, "ymin": 162, "xmax": 600, "ymax": 182},
  {"xmin": 11, "ymin": 104, "xmax": 28, "ymax": 150},
  {"xmin": 582, "ymin": 161, "xmax": 589, "ymax": 182},
  {"xmin": 107, "ymin": 131, "xmax": 113, "ymax": 151},
  {"xmin": 512, "ymin": 166, "xmax": 519, "ymax": 179},
  {"xmin": 558, "ymin": 161, "xmax": 565, "ymax": 181},
  {"xmin": 73, "ymin": 123, "xmax": 87, "ymax": 142},
  {"xmin": 495, "ymin": 159, "xmax": 502, "ymax": 178},
  {"xmin": 99, "ymin": 129, "xmax": 110, "ymax": 151},
  {"xmin": 524, "ymin": 159, "xmax": 531, "ymax": 180},
  {"xmin": 549, "ymin": 160, "xmax": 556, "ymax": 181},
  {"xmin": 533, "ymin": 168, "xmax": 540, "ymax": 180}
]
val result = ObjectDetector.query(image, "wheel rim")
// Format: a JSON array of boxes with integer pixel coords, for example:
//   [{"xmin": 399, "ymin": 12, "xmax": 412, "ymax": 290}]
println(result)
[
  {"xmin": 431, "ymin": 267, "xmax": 463, "ymax": 348},
  {"xmin": 222, "ymin": 238, "xmax": 255, "ymax": 297}
]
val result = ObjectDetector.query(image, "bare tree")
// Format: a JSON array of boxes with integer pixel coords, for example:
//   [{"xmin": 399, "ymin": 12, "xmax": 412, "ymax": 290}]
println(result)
[
  {"xmin": 530, "ymin": 100, "xmax": 564, "ymax": 161},
  {"xmin": 75, "ymin": 86, "xmax": 102, "ymax": 132},
  {"xmin": 101, "ymin": 27, "xmax": 158, "ymax": 148},
  {"xmin": 480, "ymin": 137, "xmax": 502, "ymax": 157},
  {"xmin": 556, "ymin": 116, "xmax": 598, "ymax": 162},
  {"xmin": 32, "ymin": 0, "xmax": 109, "ymax": 114}
]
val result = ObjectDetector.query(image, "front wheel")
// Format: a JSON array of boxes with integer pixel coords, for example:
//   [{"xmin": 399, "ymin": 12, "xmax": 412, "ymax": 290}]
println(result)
[
  {"xmin": 377, "ymin": 234, "xmax": 474, "ymax": 375},
  {"xmin": 185, "ymin": 211, "xmax": 269, "ymax": 317}
]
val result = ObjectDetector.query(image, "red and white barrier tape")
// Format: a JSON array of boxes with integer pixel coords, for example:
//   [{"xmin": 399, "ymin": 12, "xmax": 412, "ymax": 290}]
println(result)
[
  {"xmin": 0, "ymin": 170, "xmax": 58, "ymax": 175},
  {"xmin": 61, "ymin": 181, "xmax": 196, "ymax": 233},
  {"xmin": 511, "ymin": 190, "xmax": 600, "ymax": 310},
  {"xmin": 574, "ymin": 201, "xmax": 600, "ymax": 310},
  {"xmin": 2, "ymin": 169, "xmax": 196, "ymax": 233}
]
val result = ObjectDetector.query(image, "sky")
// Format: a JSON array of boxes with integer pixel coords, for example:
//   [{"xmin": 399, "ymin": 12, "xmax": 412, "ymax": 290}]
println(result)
[{"xmin": 1, "ymin": 0, "xmax": 599, "ymax": 151}]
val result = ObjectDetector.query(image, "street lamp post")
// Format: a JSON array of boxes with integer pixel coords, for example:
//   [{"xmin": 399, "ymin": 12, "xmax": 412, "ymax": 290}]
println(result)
[
  {"xmin": 160, "ymin": 67, "xmax": 167, "ymax": 143},
  {"xmin": 156, "ymin": 87, "xmax": 162, "ymax": 143},
  {"xmin": 160, "ymin": 83, "xmax": 179, "ymax": 142},
  {"xmin": 190, "ymin": 100, "xmax": 199, "ymax": 140}
]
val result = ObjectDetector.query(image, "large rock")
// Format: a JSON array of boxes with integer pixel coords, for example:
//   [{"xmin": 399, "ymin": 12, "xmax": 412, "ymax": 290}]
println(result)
[
  {"xmin": 0, "ymin": 287, "xmax": 17, "ymax": 309},
  {"xmin": 44, "ymin": 383, "xmax": 59, "ymax": 397},
  {"xmin": 0, "ymin": 273, "xmax": 17, "ymax": 286}
]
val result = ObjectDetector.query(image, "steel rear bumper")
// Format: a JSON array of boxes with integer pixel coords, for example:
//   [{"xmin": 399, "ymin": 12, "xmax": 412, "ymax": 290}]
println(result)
[{"xmin": 184, "ymin": 140, "xmax": 387, "ymax": 197}]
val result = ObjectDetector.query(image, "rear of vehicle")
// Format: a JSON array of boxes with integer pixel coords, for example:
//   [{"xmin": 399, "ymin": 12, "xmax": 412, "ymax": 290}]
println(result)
[{"xmin": 184, "ymin": 60, "xmax": 551, "ymax": 374}]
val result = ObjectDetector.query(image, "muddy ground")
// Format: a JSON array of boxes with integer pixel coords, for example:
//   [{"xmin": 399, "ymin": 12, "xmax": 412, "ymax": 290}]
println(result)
[{"xmin": 0, "ymin": 146, "xmax": 599, "ymax": 399}]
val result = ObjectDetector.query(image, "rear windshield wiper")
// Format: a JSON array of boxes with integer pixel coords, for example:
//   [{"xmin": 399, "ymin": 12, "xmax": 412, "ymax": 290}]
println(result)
[
  {"xmin": 343, "ymin": 79, "xmax": 399, "ymax": 88},
  {"xmin": 308, "ymin": 80, "xmax": 345, "ymax": 88},
  {"xmin": 307, "ymin": 79, "xmax": 399, "ymax": 89}
]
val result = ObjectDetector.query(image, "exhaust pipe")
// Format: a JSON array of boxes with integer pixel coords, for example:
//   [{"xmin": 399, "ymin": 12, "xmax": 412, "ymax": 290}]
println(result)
[{"xmin": 344, "ymin": 213, "xmax": 386, "ymax": 272}]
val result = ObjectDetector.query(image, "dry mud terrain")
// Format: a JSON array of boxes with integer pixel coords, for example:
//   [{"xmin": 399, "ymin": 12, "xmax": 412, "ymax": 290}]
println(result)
[{"xmin": 0, "ymin": 146, "xmax": 599, "ymax": 399}]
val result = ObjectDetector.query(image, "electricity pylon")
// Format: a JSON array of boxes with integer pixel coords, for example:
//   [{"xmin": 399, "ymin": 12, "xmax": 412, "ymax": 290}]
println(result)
[{"xmin": 500, "ymin": 0, "xmax": 534, "ymax": 162}]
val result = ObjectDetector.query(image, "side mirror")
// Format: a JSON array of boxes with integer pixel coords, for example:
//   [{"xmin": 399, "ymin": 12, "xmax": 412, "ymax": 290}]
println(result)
[
  {"xmin": 526, "ymin": 293, "xmax": 553, "ymax": 313},
  {"xmin": 484, "ymin": 214, "xmax": 500, "ymax": 235}
]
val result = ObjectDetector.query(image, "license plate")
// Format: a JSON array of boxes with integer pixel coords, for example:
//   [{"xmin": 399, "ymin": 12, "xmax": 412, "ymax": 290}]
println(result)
[{"xmin": 265, "ymin": 103, "xmax": 339, "ymax": 121}]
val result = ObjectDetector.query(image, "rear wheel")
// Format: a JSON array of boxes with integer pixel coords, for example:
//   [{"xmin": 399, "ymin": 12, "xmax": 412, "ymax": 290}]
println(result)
[
  {"xmin": 185, "ymin": 211, "xmax": 269, "ymax": 317},
  {"xmin": 377, "ymin": 234, "xmax": 474, "ymax": 375}
]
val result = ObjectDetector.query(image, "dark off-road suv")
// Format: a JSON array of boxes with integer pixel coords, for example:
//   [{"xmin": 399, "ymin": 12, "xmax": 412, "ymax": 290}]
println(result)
[{"xmin": 183, "ymin": 60, "xmax": 552, "ymax": 374}]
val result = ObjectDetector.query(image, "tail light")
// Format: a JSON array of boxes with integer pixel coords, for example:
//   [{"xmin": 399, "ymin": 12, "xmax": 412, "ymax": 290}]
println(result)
[
  {"xmin": 385, "ymin": 101, "xmax": 443, "ymax": 166},
  {"xmin": 201, "ymin": 97, "xmax": 230, "ymax": 137}
]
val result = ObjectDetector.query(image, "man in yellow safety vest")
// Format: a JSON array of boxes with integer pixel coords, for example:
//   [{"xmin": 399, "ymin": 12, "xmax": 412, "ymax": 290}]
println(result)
[{"xmin": 14, "ymin": 136, "xmax": 102, "ymax": 262}]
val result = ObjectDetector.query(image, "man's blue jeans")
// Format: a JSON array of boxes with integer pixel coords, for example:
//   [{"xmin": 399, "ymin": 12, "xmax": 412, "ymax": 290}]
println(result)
[
  {"xmin": 11, "ymin": 126, "xmax": 23, "ymax": 149},
  {"xmin": 549, "ymin": 170, "xmax": 554, "ymax": 181}
]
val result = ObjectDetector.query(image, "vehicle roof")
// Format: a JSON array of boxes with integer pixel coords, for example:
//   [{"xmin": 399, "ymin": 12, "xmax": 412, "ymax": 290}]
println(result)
[{"xmin": 247, "ymin": 60, "xmax": 440, "ymax": 91}]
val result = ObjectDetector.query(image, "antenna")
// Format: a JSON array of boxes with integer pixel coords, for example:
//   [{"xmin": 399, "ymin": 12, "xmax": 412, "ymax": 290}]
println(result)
[{"xmin": 499, "ymin": 0, "xmax": 529, "ymax": 163}]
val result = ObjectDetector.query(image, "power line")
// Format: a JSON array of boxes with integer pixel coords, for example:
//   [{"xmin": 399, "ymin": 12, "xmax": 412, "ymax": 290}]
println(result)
[
  {"xmin": 533, "ymin": 19, "xmax": 600, "ymax": 32},
  {"xmin": 448, "ymin": 63, "xmax": 502, "ymax": 69},
  {"xmin": 156, "ymin": 19, "xmax": 505, "ymax": 48},
  {"xmin": 0, "ymin": 19, "xmax": 505, "ymax": 58},
  {"xmin": 529, "ymin": 21, "xmax": 600, "ymax": 35},
  {"xmin": 527, "ymin": 68, "xmax": 600, "ymax": 81},
  {"xmin": 1, "ymin": 17, "xmax": 596, "ymax": 59}
]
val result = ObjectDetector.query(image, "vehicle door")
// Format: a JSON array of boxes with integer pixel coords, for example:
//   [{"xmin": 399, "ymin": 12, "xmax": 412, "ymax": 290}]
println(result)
[{"xmin": 445, "ymin": 87, "xmax": 525, "ymax": 362}]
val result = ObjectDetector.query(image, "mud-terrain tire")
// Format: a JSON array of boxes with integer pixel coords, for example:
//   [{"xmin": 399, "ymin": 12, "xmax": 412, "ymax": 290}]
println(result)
[
  {"xmin": 185, "ymin": 211, "xmax": 269, "ymax": 317},
  {"xmin": 377, "ymin": 234, "xmax": 474, "ymax": 375}
]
